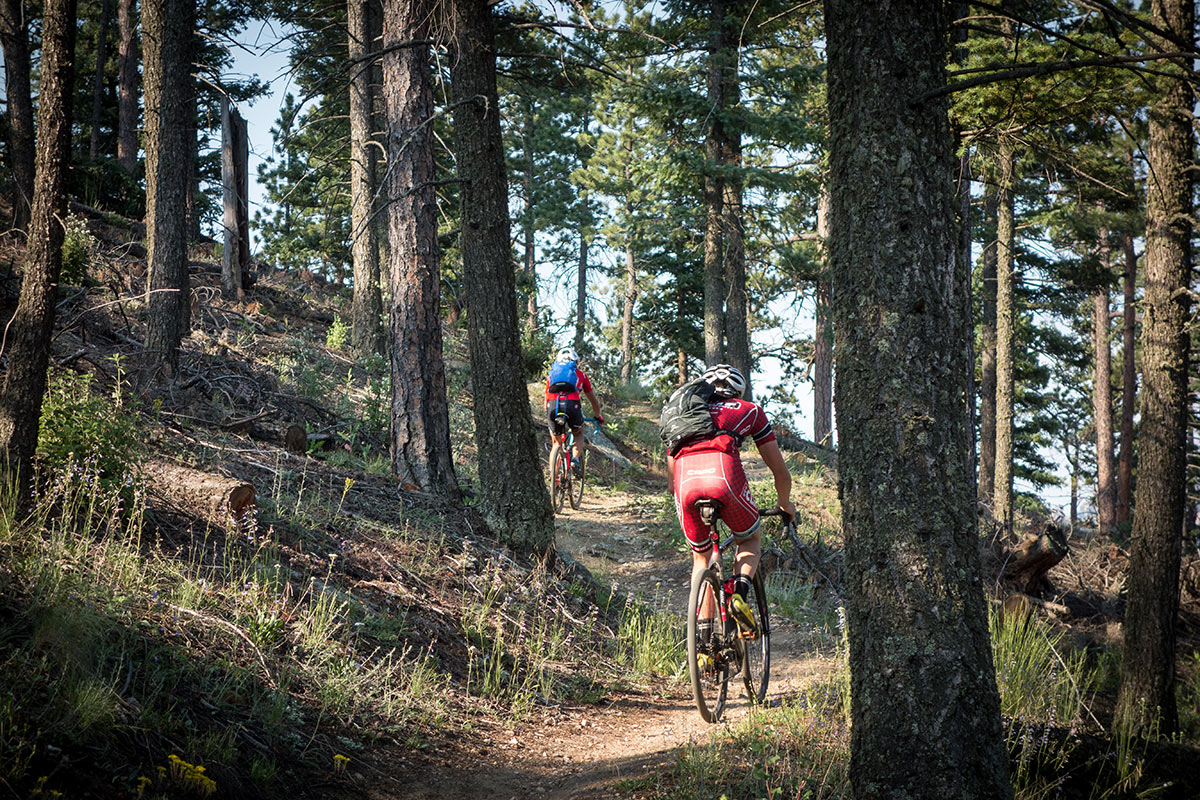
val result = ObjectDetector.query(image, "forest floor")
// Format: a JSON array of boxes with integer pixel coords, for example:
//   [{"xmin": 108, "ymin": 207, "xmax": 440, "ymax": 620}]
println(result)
[
  {"xmin": 4, "ymin": 213, "xmax": 1200, "ymax": 800},
  {"xmin": 397, "ymin": 477, "xmax": 841, "ymax": 800}
]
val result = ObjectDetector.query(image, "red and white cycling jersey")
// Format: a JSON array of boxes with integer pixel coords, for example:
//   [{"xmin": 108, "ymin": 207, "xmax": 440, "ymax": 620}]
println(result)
[{"xmin": 671, "ymin": 398, "xmax": 776, "ymax": 551}]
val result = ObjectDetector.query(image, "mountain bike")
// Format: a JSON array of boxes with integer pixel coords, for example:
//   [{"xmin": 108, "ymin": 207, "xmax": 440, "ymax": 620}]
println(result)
[
  {"xmin": 686, "ymin": 501, "xmax": 794, "ymax": 723},
  {"xmin": 549, "ymin": 415, "xmax": 595, "ymax": 513}
]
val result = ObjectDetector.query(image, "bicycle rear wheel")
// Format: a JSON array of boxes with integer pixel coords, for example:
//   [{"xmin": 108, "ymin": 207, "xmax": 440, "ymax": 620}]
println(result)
[
  {"xmin": 740, "ymin": 571, "xmax": 770, "ymax": 705},
  {"xmin": 550, "ymin": 444, "xmax": 567, "ymax": 514},
  {"xmin": 687, "ymin": 567, "xmax": 728, "ymax": 723},
  {"xmin": 569, "ymin": 448, "xmax": 586, "ymax": 509}
]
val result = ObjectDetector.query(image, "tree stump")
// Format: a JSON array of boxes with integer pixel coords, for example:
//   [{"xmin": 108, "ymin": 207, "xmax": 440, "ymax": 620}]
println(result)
[
  {"xmin": 142, "ymin": 460, "xmax": 256, "ymax": 529},
  {"xmin": 1001, "ymin": 522, "xmax": 1069, "ymax": 595}
]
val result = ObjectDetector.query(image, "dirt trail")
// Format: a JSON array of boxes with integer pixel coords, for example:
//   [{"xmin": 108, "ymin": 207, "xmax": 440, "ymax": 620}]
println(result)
[{"xmin": 421, "ymin": 459, "xmax": 836, "ymax": 800}]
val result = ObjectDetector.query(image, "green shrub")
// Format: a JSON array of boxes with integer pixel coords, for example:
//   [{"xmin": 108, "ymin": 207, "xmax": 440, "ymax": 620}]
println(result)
[
  {"xmin": 325, "ymin": 317, "xmax": 350, "ymax": 351},
  {"xmin": 60, "ymin": 215, "xmax": 95, "ymax": 286},
  {"xmin": 521, "ymin": 325, "xmax": 556, "ymax": 381},
  {"xmin": 37, "ymin": 368, "xmax": 140, "ymax": 490}
]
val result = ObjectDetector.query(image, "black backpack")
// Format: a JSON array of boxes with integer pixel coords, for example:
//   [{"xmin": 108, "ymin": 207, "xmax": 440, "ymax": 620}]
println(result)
[{"xmin": 659, "ymin": 379, "xmax": 720, "ymax": 456}]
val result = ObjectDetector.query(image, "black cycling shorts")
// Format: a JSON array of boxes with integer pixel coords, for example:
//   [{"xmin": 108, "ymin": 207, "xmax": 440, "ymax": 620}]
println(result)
[{"xmin": 546, "ymin": 399, "xmax": 584, "ymax": 434}]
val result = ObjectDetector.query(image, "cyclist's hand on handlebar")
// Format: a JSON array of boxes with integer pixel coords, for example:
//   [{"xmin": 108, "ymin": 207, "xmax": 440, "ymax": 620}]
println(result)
[
  {"xmin": 778, "ymin": 499, "xmax": 796, "ymax": 524},
  {"xmin": 595, "ymin": 414, "xmax": 605, "ymax": 425}
]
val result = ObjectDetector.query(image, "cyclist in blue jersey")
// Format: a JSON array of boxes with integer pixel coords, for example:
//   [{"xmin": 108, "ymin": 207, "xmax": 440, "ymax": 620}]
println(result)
[{"xmin": 545, "ymin": 347, "xmax": 604, "ymax": 476}]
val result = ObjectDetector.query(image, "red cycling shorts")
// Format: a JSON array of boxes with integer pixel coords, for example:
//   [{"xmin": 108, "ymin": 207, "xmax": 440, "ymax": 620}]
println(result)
[{"xmin": 672, "ymin": 449, "xmax": 761, "ymax": 552}]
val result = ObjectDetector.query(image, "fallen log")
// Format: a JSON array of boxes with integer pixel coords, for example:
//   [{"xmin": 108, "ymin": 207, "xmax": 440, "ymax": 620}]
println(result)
[
  {"xmin": 142, "ymin": 460, "xmax": 256, "ymax": 528},
  {"xmin": 1001, "ymin": 522, "xmax": 1069, "ymax": 595}
]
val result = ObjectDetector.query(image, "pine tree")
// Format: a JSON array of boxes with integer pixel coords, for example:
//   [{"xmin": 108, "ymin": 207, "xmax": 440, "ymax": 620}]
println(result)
[
  {"xmin": 382, "ymin": 0, "xmax": 458, "ymax": 497},
  {"xmin": 142, "ymin": 0, "xmax": 196, "ymax": 375},
  {"xmin": 450, "ymin": 0, "xmax": 553, "ymax": 554},
  {"xmin": 0, "ymin": 0, "xmax": 79, "ymax": 502},
  {"xmin": 826, "ymin": 1, "xmax": 1011, "ymax": 794},
  {"xmin": 0, "ymin": 0, "xmax": 35, "ymax": 233}
]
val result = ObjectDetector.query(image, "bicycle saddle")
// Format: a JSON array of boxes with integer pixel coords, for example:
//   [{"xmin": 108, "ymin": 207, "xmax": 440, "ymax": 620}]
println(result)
[{"xmin": 694, "ymin": 498, "xmax": 722, "ymax": 526}]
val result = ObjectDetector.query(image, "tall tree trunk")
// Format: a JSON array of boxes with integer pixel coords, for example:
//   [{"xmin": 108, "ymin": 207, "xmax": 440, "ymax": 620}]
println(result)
[
  {"xmin": 0, "ymin": 0, "xmax": 35, "ymax": 233},
  {"xmin": 1117, "ymin": 232, "xmax": 1138, "ymax": 525},
  {"xmin": 220, "ymin": 98, "xmax": 249, "ymax": 300},
  {"xmin": 90, "ymin": 0, "xmax": 113, "ymax": 158},
  {"xmin": 349, "ymin": 0, "xmax": 384, "ymax": 357},
  {"xmin": 826, "ymin": 2, "xmax": 1011, "ymax": 796},
  {"xmin": 953, "ymin": 3, "xmax": 975, "ymax": 489},
  {"xmin": 521, "ymin": 103, "xmax": 538, "ymax": 333},
  {"xmin": 813, "ymin": 187, "xmax": 832, "ymax": 446},
  {"xmin": 723, "ymin": 155, "xmax": 750, "ymax": 397},
  {"xmin": 720, "ymin": 43, "xmax": 750, "ymax": 398},
  {"xmin": 449, "ymin": 0, "xmax": 553, "ymax": 554},
  {"xmin": 1094, "ymin": 279, "xmax": 1116, "ymax": 535},
  {"xmin": 142, "ymin": 0, "xmax": 195, "ymax": 375},
  {"xmin": 620, "ymin": 194, "xmax": 635, "ymax": 386},
  {"xmin": 0, "ymin": 0, "xmax": 78, "ymax": 502},
  {"xmin": 993, "ymin": 145, "xmax": 1017, "ymax": 533},
  {"xmin": 1116, "ymin": 0, "xmax": 1193, "ymax": 739},
  {"xmin": 116, "ymin": 0, "xmax": 138, "ymax": 172},
  {"xmin": 185, "ymin": 98, "xmax": 201, "ymax": 242},
  {"xmin": 574, "ymin": 226, "xmax": 588, "ymax": 353},
  {"xmin": 978, "ymin": 189, "xmax": 998, "ymax": 501},
  {"xmin": 369, "ymin": 0, "xmax": 389, "ymax": 293},
  {"xmin": 382, "ymin": 0, "xmax": 457, "ymax": 497},
  {"xmin": 702, "ymin": 0, "xmax": 726, "ymax": 365}
]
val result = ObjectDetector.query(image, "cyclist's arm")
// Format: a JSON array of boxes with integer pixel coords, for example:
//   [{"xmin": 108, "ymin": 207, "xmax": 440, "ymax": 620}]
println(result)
[
  {"xmin": 667, "ymin": 454, "xmax": 675, "ymax": 485},
  {"xmin": 584, "ymin": 389, "xmax": 602, "ymax": 420},
  {"xmin": 757, "ymin": 439, "xmax": 795, "ymax": 519}
]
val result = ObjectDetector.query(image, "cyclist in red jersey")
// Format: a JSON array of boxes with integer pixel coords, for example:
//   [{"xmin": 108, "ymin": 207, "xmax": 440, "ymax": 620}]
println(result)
[
  {"xmin": 545, "ymin": 347, "xmax": 604, "ymax": 476},
  {"xmin": 667, "ymin": 364, "xmax": 794, "ymax": 635}
]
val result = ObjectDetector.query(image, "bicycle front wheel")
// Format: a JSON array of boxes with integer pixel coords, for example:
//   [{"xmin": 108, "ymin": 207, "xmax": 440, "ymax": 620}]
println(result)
[
  {"xmin": 740, "ymin": 571, "xmax": 770, "ymax": 705},
  {"xmin": 550, "ymin": 444, "xmax": 567, "ymax": 514},
  {"xmin": 569, "ymin": 448, "xmax": 586, "ymax": 509},
  {"xmin": 687, "ymin": 567, "xmax": 728, "ymax": 723}
]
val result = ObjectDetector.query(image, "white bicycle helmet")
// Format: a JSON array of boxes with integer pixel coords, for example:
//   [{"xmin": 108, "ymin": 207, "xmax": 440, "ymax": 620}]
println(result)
[
  {"xmin": 556, "ymin": 347, "xmax": 578, "ymax": 363},
  {"xmin": 701, "ymin": 363, "xmax": 746, "ymax": 398}
]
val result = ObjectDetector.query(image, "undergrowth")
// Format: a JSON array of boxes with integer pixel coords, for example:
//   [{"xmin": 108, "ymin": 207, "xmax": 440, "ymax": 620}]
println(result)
[{"xmin": 0, "ymin": 368, "xmax": 683, "ymax": 798}]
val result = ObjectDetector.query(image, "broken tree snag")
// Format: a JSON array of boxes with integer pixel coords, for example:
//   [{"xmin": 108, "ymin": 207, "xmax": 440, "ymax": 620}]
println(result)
[
  {"xmin": 1002, "ymin": 522, "xmax": 1069, "ymax": 595},
  {"xmin": 142, "ymin": 460, "xmax": 256, "ymax": 528}
]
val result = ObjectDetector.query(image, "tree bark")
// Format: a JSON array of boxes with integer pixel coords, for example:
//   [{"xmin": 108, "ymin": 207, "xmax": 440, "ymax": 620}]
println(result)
[
  {"xmin": 1117, "ymin": 232, "xmax": 1137, "ymax": 526},
  {"xmin": 116, "ymin": 0, "xmax": 138, "ymax": 172},
  {"xmin": 702, "ymin": 0, "xmax": 726, "ymax": 366},
  {"xmin": 1116, "ymin": 0, "xmax": 1193, "ymax": 739},
  {"xmin": 813, "ymin": 187, "xmax": 832, "ymax": 446},
  {"xmin": 0, "ymin": 0, "xmax": 78, "ymax": 502},
  {"xmin": 142, "ymin": 460, "xmax": 256, "ymax": 528},
  {"xmin": 382, "ymin": 0, "xmax": 457, "ymax": 497},
  {"xmin": 723, "ymin": 153, "xmax": 750, "ymax": 398},
  {"xmin": 720, "ymin": 33, "xmax": 750, "ymax": 398},
  {"xmin": 993, "ymin": 145, "xmax": 1017, "ymax": 532},
  {"xmin": 521, "ymin": 101, "xmax": 538, "ymax": 333},
  {"xmin": 350, "ymin": 0, "xmax": 385, "ymax": 357},
  {"xmin": 220, "ymin": 97, "xmax": 249, "ymax": 301},
  {"xmin": 0, "ymin": 0, "xmax": 35, "ymax": 233},
  {"xmin": 978, "ymin": 188, "xmax": 998, "ymax": 501},
  {"xmin": 1093, "ymin": 279, "xmax": 1116, "ymax": 535},
  {"xmin": 826, "ymin": 1, "xmax": 1011, "ymax": 796},
  {"xmin": 449, "ymin": 0, "xmax": 553, "ymax": 554},
  {"xmin": 142, "ymin": 0, "xmax": 195, "ymax": 375},
  {"xmin": 90, "ymin": 0, "xmax": 113, "ymax": 159},
  {"xmin": 574, "ymin": 226, "xmax": 588, "ymax": 353},
  {"xmin": 1001, "ymin": 522, "xmax": 1069, "ymax": 596},
  {"xmin": 620, "ymin": 195, "xmax": 636, "ymax": 385}
]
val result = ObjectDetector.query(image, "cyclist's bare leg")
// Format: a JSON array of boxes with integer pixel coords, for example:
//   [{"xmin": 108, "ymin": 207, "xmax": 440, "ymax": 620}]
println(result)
[
  {"xmin": 734, "ymin": 531, "xmax": 761, "ymax": 580},
  {"xmin": 570, "ymin": 426, "xmax": 585, "ymax": 463}
]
